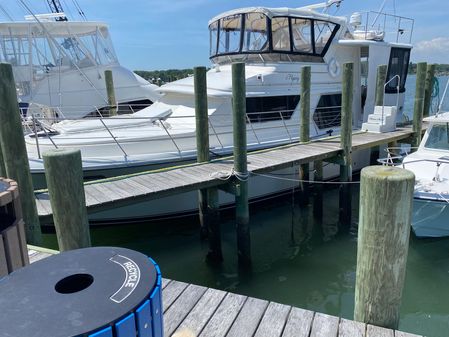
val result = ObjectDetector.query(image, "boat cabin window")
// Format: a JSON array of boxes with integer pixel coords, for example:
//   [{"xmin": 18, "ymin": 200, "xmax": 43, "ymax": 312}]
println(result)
[
  {"xmin": 217, "ymin": 14, "xmax": 242, "ymax": 54},
  {"xmin": 313, "ymin": 93, "xmax": 342, "ymax": 129},
  {"xmin": 424, "ymin": 124, "xmax": 449, "ymax": 150},
  {"xmin": 242, "ymin": 13, "xmax": 269, "ymax": 52},
  {"xmin": 246, "ymin": 95, "xmax": 300, "ymax": 123},
  {"xmin": 209, "ymin": 12, "xmax": 340, "ymax": 64},
  {"xmin": 386, "ymin": 47, "xmax": 410, "ymax": 93}
]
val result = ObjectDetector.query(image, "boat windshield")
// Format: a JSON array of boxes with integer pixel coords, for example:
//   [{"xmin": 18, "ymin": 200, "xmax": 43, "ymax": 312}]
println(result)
[
  {"xmin": 209, "ymin": 12, "xmax": 339, "ymax": 64},
  {"xmin": 424, "ymin": 124, "xmax": 449, "ymax": 151},
  {"xmin": 0, "ymin": 23, "xmax": 117, "ymax": 69},
  {"xmin": 0, "ymin": 23, "xmax": 117, "ymax": 96}
]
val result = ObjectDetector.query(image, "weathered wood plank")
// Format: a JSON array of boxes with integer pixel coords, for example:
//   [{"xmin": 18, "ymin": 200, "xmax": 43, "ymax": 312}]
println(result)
[
  {"xmin": 254, "ymin": 302, "xmax": 291, "ymax": 337},
  {"xmin": 174, "ymin": 288, "xmax": 227, "ymax": 337},
  {"xmin": 282, "ymin": 307, "xmax": 314, "ymax": 337},
  {"xmin": 162, "ymin": 280, "xmax": 189, "ymax": 312},
  {"xmin": 3, "ymin": 225, "xmax": 24, "ymax": 271},
  {"xmin": 309, "ymin": 313, "xmax": 339, "ymax": 337},
  {"xmin": 198, "ymin": 293, "xmax": 247, "ymax": 337},
  {"xmin": 339, "ymin": 318, "xmax": 366, "ymax": 337},
  {"xmin": 37, "ymin": 126, "xmax": 419, "ymax": 219},
  {"xmin": 227, "ymin": 297, "xmax": 269, "ymax": 337},
  {"xmin": 366, "ymin": 325, "xmax": 394, "ymax": 337},
  {"xmin": 163, "ymin": 284, "xmax": 207, "ymax": 337},
  {"xmin": 0, "ymin": 236, "xmax": 9, "ymax": 277}
]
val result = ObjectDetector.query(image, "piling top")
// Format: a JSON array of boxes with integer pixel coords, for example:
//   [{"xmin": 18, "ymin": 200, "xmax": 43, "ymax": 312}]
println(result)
[
  {"xmin": 361, "ymin": 166, "xmax": 415, "ymax": 182},
  {"xmin": 0, "ymin": 178, "xmax": 18, "ymax": 206},
  {"xmin": 42, "ymin": 148, "xmax": 81, "ymax": 158}
]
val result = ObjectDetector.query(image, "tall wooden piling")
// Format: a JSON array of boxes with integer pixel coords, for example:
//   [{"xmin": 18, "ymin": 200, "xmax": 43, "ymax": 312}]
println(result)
[
  {"xmin": 423, "ymin": 63, "xmax": 436, "ymax": 118},
  {"xmin": 0, "ymin": 63, "xmax": 42, "ymax": 245},
  {"xmin": 339, "ymin": 62, "xmax": 353, "ymax": 226},
  {"xmin": 43, "ymin": 149, "xmax": 91, "ymax": 251},
  {"xmin": 105, "ymin": 70, "xmax": 117, "ymax": 117},
  {"xmin": 412, "ymin": 62, "xmax": 427, "ymax": 148},
  {"xmin": 354, "ymin": 166, "xmax": 414, "ymax": 329},
  {"xmin": 370, "ymin": 65, "xmax": 388, "ymax": 164},
  {"xmin": 299, "ymin": 66, "xmax": 311, "ymax": 207},
  {"xmin": 232, "ymin": 62, "xmax": 250, "ymax": 266},
  {"xmin": 194, "ymin": 66, "xmax": 223, "ymax": 262},
  {"xmin": 375, "ymin": 65, "xmax": 388, "ymax": 106}
]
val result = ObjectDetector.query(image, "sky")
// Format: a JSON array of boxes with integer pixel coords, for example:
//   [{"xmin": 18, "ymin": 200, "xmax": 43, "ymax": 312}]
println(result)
[{"xmin": 1, "ymin": 0, "xmax": 448, "ymax": 70}]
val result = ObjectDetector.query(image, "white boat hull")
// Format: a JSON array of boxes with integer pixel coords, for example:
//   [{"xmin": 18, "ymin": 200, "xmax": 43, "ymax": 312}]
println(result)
[{"xmin": 412, "ymin": 198, "xmax": 449, "ymax": 238}]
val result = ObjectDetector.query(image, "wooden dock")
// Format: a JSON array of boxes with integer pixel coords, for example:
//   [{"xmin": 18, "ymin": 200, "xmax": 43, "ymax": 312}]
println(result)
[
  {"xmin": 35, "ymin": 127, "xmax": 417, "ymax": 222},
  {"xmin": 27, "ymin": 247, "xmax": 422, "ymax": 337}
]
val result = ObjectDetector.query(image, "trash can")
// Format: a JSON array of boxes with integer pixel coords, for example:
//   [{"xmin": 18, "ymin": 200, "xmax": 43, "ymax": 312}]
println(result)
[
  {"xmin": 0, "ymin": 177, "xmax": 29, "ymax": 276},
  {"xmin": 0, "ymin": 247, "xmax": 163, "ymax": 337}
]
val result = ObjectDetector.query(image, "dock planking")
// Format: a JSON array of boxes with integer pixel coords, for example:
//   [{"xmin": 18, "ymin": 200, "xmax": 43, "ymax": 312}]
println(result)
[
  {"xmin": 35, "ymin": 126, "xmax": 420, "ymax": 222},
  {"xmin": 26, "ymin": 247, "xmax": 424, "ymax": 337}
]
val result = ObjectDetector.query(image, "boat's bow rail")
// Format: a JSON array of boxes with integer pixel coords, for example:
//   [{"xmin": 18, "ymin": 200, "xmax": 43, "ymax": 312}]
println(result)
[
  {"xmin": 24, "ymin": 103, "xmax": 341, "ymax": 163},
  {"xmin": 348, "ymin": 11, "xmax": 414, "ymax": 44}
]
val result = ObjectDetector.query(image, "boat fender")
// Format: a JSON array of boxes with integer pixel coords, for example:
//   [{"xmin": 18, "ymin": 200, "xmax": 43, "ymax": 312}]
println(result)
[
  {"xmin": 0, "ymin": 247, "xmax": 163, "ymax": 337},
  {"xmin": 328, "ymin": 58, "xmax": 341, "ymax": 78}
]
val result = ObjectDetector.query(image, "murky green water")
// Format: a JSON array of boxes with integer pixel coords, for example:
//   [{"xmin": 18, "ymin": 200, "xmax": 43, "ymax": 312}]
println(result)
[
  {"xmin": 41, "ymin": 75, "xmax": 449, "ymax": 337},
  {"xmin": 42, "ymin": 184, "xmax": 449, "ymax": 337}
]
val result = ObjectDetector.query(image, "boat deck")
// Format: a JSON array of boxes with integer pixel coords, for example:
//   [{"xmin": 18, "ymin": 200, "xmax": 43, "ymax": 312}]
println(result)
[
  {"xmin": 36, "ymin": 127, "xmax": 417, "ymax": 222},
  {"xmin": 27, "ymin": 246, "xmax": 422, "ymax": 337}
]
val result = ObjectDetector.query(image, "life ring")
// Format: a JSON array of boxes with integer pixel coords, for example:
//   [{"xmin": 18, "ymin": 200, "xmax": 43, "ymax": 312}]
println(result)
[{"xmin": 328, "ymin": 58, "xmax": 341, "ymax": 78}]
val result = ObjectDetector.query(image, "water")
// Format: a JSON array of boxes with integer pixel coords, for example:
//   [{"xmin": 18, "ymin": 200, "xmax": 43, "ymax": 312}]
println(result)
[{"xmin": 41, "ymin": 75, "xmax": 449, "ymax": 337}]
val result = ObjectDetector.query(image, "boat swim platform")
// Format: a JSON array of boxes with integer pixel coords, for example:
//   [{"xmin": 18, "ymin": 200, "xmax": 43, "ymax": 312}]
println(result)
[
  {"xmin": 27, "ymin": 246, "xmax": 421, "ymax": 337},
  {"xmin": 36, "ymin": 126, "xmax": 419, "ymax": 222}
]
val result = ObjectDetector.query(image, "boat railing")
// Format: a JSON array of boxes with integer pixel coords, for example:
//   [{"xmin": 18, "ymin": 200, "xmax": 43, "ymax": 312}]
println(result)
[
  {"xmin": 26, "ymin": 108, "xmax": 308, "ymax": 159},
  {"xmin": 383, "ymin": 74, "xmax": 401, "ymax": 121},
  {"xmin": 377, "ymin": 146, "xmax": 418, "ymax": 166},
  {"xmin": 358, "ymin": 11, "xmax": 414, "ymax": 44}
]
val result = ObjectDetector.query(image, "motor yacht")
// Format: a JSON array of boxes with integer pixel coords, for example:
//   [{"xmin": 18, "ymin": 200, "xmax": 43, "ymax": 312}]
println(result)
[
  {"xmin": 0, "ymin": 13, "xmax": 160, "ymax": 119},
  {"xmin": 25, "ymin": 1, "xmax": 415, "ymax": 223}
]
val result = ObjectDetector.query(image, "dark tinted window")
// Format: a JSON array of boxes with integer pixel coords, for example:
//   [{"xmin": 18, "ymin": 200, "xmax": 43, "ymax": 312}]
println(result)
[
  {"xmin": 313, "ymin": 94, "xmax": 342, "ymax": 129},
  {"xmin": 246, "ymin": 95, "xmax": 300, "ymax": 123},
  {"xmin": 386, "ymin": 48, "xmax": 410, "ymax": 93}
]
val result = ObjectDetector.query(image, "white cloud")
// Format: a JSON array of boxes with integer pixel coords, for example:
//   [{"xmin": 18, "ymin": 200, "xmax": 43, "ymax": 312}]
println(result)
[{"xmin": 412, "ymin": 37, "xmax": 449, "ymax": 64}]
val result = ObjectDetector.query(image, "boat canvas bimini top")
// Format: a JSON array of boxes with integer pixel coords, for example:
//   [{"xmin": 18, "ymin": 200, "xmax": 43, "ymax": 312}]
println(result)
[{"xmin": 0, "ymin": 13, "xmax": 160, "ymax": 119}]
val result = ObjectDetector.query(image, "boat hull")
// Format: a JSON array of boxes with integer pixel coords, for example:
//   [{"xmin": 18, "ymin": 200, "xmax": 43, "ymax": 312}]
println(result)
[{"xmin": 412, "ymin": 198, "xmax": 449, "ymax": 238}]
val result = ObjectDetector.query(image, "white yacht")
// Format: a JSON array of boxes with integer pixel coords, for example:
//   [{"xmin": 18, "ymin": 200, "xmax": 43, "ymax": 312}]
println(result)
[
  {"xmin": 25, "ymin": 2, "xmax": 415, "ymax": 222},
  {"xmin": 0, "ymin": 13, "xmax": 160, "ymax": 119}
]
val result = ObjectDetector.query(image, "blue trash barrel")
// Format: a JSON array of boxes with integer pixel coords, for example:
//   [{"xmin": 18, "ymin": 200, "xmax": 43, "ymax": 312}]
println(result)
[{"xmin": 0, "ymin": 247, "xmax": 163, "ymax": 337}]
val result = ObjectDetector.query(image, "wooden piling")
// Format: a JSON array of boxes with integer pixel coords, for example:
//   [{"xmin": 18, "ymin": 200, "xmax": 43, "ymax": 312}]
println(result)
[
  {"xmin": 0, "ymin": 63, "xmax": 42, "ymax": 245},
  {"xmin": 423, "ymin": 64, "xmax": 436, "ymax": 118},
  {"xmin": 43, "ymin": 149, "xmax": 91, "ymax": 251},
  {"xmin": 232, "ymin": 62, "xmax": 250, "ymax": 266},
  {"xmin": 194, "ymin": 66, "xmax": 222, "ymax": 262},
  {"xmin": 299, "ymin": 66, "xmax": 311, "ymax": 207},
  {"xmin": 354, "ymin": 166, "xmax": 414, "ymax": 329},
  {"xmin": 105, "ymin": 70, "xmax": 117, "ymax": 117},
  {"xmin": 375, "ymin": 65, "xmax": 388, "ymax": 106},
  {"xmin": 339, "ymin": 62, "xmax": 353, "ymax": 226},
  {"xmin": 412, "ymin": 62, "xmax": 427, "ymax": 148},
  {"xmin": 0, "ymin": 147, "xmax": 5, "ymax": 177}
]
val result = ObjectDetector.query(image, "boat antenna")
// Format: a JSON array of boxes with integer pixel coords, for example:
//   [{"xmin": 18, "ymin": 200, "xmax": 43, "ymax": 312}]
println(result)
[
  {"xmin": 0, "ymin": 4, "xmax": 14, "ymax": 21},
  {"xmin": 299, "ymin": 0, "xmax": 343, "ymax": 13},
  {"xmin": 437, "ymin": 78, "xmax": 449, "ymax": 117}
]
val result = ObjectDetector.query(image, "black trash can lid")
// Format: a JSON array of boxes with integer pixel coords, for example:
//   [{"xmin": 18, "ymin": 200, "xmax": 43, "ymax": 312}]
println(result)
[{"xmin": 0, "ymin": 247, "xmax": 157, "ymax": 337}]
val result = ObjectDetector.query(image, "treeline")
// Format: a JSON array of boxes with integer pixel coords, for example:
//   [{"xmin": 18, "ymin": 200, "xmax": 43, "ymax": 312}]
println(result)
[
  {"xmin": 408, "ymin": 63, "xmax": 449, "ymax": 75},
  {"xmin": 134, "ymin": 69, "xmax": 194, "ymax": 85}
]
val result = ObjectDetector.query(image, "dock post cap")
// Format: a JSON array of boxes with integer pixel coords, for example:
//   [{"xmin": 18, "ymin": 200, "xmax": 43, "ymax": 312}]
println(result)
[
  {"xmin": 361, "ymin": 165, "xmax": 415, "ymax": 181},
  {"xmin": 42, "ymin": 148, "xmax": 81, "ymax": 158}
]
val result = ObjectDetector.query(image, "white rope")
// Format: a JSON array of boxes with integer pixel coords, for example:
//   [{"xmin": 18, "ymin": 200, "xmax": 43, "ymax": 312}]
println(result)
[{"xmin": 209, "ymin": 168, "xmax": 249, "ymax": 182}]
